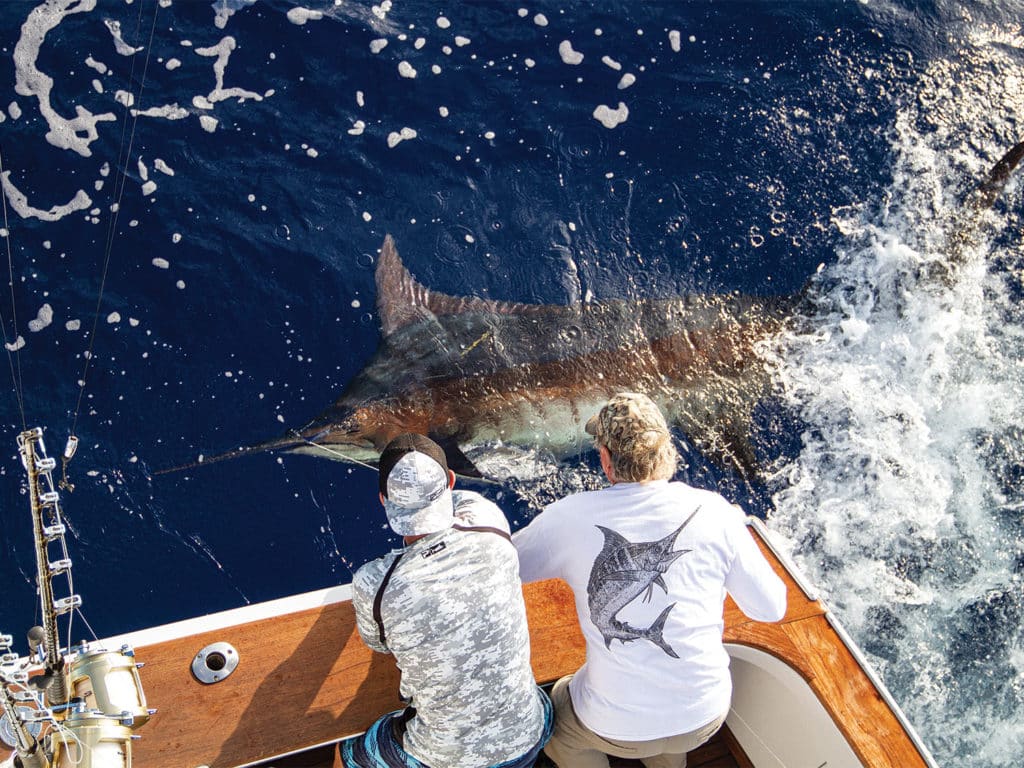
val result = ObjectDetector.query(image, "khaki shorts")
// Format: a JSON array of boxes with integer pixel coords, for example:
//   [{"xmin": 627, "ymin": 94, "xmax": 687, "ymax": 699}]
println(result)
[{"xmin": 543, "ymin": 675, "xmax": 727, "ymax": 768}]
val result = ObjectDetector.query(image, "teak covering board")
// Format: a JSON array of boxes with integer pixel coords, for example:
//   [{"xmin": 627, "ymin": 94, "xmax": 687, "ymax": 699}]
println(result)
[{"xmin": 127, "ymin": 530, "xmax": 927, "ymax": 768}]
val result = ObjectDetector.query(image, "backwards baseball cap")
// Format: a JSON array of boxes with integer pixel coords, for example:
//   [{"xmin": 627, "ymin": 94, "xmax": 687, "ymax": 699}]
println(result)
[
  {"xmin": 585, "ymin": 392, "xmax": 671, "ymax": 456},
  {"xmin": 378, "ymin": 434, "xmax": 454, "ymax": 536}
]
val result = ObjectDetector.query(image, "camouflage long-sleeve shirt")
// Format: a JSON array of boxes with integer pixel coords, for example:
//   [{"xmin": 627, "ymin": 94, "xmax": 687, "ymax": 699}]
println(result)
[{"xmin": 352, "ymin": 491, "xmax": 544, "ymax": 768}]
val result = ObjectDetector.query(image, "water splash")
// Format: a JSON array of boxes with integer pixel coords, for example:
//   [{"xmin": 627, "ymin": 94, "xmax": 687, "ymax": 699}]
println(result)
[{"xmin": 769, "ymin": 19, "xmax": 1024, "ymax": 766}]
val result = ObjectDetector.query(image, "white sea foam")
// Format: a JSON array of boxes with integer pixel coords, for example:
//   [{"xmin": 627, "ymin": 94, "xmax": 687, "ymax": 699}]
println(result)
[
  {"xmin": 195, "ymin": 37, "xmax": 264, "ymax": 104},
  {"xmin": 617, "ymin": 73, "xmax": 636, "ymax": 90},
  {"xmin": 348, "ymin": 120, "xmax": 366, "ymax": 135},
  {"xmin": 1, "ymin": 172, "xmax": 91, "ymax": 222},
  {"xmin": 133, "ymin": 104, "xmax": 188, "ymax": 120},
  {"xmin": 601, "ymin": 56, "xmax": 621, "ymax": 71},
  {"xmin": 398, "ymin": 61, "xmax": 417, "ymax": 78},
  {"xmin": 14, "ymin": 0, "xmax": 116, "ymax": 158},
  {"xmin": 287, "ymin": 7, "xmax": 323, "ymax": 25},
  {"xmin": 104, "ymin": 19, "xmax": 142, "ymax": 55},
  {"xmin": 669, "ymin": 30, "xmax": 681, "ymax": 52},
  {"xmin": 5, "ymin": 336, "xmax": 25, "ymax": 352},
  {"xmin": 152, "ymin": 258, "xmax": 170, "ymax": 269},
  {"xmin": 65, "ymin": 320, "xmax": 80, "ymax": 331},
  {"xmin": 558, "ymin": 40, "xmax": 583, "ymax": 65},
  {"xmin": 592, "ymin": 102, "xmax": 629, "ymax": 128},
  {"xmin": 154, "ymin": 159, "xmax": 175, "ymax": 176},
  {"xmin": 213, "ymin": 0, "xmax": 256, "ymax": 29},
  {"xmin": 28, "ymin": 304, "xmax": 53, "ymax": 332},
  {"xmin": 85, "ymin": 55, "xmax": 107, "ymax": 74},
  {"xmin": 387, "ymin": 127, "xmax": 417, "ymax": 148}
]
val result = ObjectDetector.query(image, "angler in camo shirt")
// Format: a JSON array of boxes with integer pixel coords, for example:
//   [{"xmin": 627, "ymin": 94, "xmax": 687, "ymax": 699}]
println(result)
[{"xmin": 343, "ymin": 433, "xmax": 553, "ymax": 768}]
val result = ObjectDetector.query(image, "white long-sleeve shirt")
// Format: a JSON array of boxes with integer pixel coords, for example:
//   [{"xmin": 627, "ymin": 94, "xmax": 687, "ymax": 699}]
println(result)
[{"xmin": 513, "ymin": 480, "xmax": 786, "ymax": 740}]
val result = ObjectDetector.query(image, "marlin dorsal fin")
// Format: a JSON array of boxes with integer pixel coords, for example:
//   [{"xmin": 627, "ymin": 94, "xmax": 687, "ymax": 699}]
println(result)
[
  {"xmin": 375, "ymin": 234, "xmax": 556, "ymax": 337},
  {"xmin": 375, "ymin": 234, "xmax": 438, "ymax": 336}
]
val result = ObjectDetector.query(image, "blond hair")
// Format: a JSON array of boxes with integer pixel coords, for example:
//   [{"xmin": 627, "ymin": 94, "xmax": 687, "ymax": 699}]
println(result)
[{"xmin": 587, "ymin": 393, "xmax": 678, "ymax": 482}]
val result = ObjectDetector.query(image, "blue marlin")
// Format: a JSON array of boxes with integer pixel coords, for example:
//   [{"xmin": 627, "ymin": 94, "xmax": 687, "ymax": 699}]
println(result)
[
  {"xmin": 281, "ymin": 233, "xmax": 794, "ymax": 481},
  {"xmin": 585, "ymin": 509, "xmax": 701, "ymax": 658},
  {"xmin": 164, "ymin": 142, "xmax": 1024, "ymax": 481}
]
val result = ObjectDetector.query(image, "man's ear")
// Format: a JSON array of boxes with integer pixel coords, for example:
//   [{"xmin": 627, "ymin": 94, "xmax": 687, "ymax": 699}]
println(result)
[
  {"xmin": 379, "ymin": 492, "xmax": 386, "ymax": 506},
  {"xmin": 599, "ymin": 444, "xmax": 616, "ymax": 484},
  {"xmin": 448, "ymin": 470, "xmax": 456, "ymax": 489}
]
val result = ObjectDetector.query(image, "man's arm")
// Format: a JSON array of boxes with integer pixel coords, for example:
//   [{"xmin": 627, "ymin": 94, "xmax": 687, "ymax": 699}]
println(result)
[
  {"xmin": 352, "ymin": 557, "xmax": 393, "ymax": 654},
  {"xmin": 724, "ymin": 519, "xmax": 787, "ymax": 623},
  {"xmin": 511, "ymin": 509, "xmax": 558, "ymax": 584}
]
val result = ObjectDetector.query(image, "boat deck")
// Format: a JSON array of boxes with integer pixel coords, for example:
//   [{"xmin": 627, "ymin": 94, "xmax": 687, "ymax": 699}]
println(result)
[
  {"xmin": 267, "ymin": 725, "xmax": 748, "ymax": 767},
  {"xmin": 116, "ymin": 520, "xmax": 931, "ymax": 768}
]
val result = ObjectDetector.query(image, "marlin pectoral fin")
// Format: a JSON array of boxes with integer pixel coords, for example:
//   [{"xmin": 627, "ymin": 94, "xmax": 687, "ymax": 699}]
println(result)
[
  {"xmin": 431, "ymin": 435, "xmax": 484, "ymax": 478},
  {"xmin": 654, "ymin": 574, "xmax": 667, "ymax": 593}
]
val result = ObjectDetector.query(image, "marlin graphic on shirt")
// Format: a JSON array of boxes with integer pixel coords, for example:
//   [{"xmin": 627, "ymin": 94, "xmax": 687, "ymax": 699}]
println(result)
[{"xmin": 586, "ymin": 508, "xmax": 701, "ymax": 658}]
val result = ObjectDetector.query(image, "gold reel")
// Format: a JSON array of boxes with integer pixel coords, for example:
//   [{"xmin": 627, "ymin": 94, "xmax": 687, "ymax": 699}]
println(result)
[
  {"xmin": 50, "ymin": 712, "xmax": 133, "ymax": 768},
  {"xmin": 67, "ymin": 649, "xmax": 151, "ymax": 729}
]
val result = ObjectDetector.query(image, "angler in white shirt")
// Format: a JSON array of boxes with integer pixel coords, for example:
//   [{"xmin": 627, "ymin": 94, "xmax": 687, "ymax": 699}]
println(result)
[{"xmin": 513, "ymin": 393, "xmax": 786, "ymax": 768}]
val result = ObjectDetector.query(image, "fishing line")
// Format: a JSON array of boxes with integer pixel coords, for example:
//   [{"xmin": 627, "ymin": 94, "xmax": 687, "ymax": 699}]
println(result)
[
  {"xmin": 292, "ymin": 430, "xmax": 381, "ymax": 473},
  {"xmin": 64, "ymin": 0, "xmax": 160, "ymax": 486},
  {"xmin": 0, "ymin": 147, "xmax": 26, "ymax": 431}
]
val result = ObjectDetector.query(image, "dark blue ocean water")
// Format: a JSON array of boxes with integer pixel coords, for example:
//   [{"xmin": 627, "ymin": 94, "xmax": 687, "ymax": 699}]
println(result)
[{"xmin": 1, "ymin": 1, "xmax": 1022, "ymax": 765}]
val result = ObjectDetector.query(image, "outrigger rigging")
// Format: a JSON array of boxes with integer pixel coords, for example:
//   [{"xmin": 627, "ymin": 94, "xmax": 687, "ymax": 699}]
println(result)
[{"xmin": 0, "ymin": 429, "xmax": 152, "ymax": 768}]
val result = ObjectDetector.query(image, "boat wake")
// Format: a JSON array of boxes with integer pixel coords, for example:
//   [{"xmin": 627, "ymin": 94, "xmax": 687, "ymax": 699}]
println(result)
[{"xmin": 768, "ymin": 18, "xmax": 1024, "ymax": 767}]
